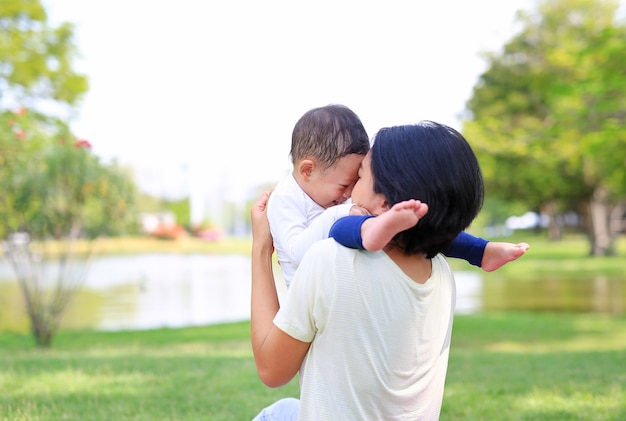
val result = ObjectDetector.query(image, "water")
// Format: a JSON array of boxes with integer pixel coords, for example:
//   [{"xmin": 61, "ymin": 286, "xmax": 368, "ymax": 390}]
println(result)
[
  {"xmin": 92, "ymin": 254, "xmax": 253, "ymax": 330},
  {"xmin": 0, "ymin": 254, "xmax": 623, "ymax": 332},
  {"xmin": 0, "ymin": 254, "xmax": 253, "ymax": 332}
]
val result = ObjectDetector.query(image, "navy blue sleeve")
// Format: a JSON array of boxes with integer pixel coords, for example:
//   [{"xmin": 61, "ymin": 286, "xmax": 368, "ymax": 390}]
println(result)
[
  {"xmin": 329, "ymin": 215, "xmax": 374, "ymax": 249},
  {"xmin": 445, "ymin": 231, "xmax": 488, "ymax": 267}
]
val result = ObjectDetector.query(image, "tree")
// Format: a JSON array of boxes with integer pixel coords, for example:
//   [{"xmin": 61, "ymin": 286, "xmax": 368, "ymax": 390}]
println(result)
[
  {"xmin": 463, "ymin": 0, "xmax": 626, "ymax": 255},
  {"xmin": 1, "ymin": 107, "xmax": 138, "ymax": 348},
  {"xmin": 0, "ymin": 0, "xmax": 88, "ymax": 109},
  {"xmin": 0, "ymin": 0, "xmax": 89, "ymax": 217},
  {"xmin": 0, "ymin": 0, "xmax": 138, "ymax": 347}
]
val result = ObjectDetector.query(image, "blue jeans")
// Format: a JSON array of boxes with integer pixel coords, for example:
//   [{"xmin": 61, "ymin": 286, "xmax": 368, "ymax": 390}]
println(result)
[{"xmin": 252, "ymin": 397, "xmax": 300, "ymax": 421}]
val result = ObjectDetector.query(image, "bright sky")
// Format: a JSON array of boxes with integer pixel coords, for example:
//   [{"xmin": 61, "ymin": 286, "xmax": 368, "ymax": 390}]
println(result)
[{"xmin": 43, "ymin": 0, "xmax": 536, "ymax": 202}]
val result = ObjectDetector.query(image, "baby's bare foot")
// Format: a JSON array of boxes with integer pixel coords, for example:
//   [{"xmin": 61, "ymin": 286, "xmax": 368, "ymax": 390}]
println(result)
[
  {"xmin": 362, "ymin": 200, "xmax": 428, "ymax": 251},
  {"xmin": 387, "ymin": 200, "xmax": 428, "ymax": 231},
  {"xmin": 481, "ymin": 242, "xmax": 530, "ymax": 272}
]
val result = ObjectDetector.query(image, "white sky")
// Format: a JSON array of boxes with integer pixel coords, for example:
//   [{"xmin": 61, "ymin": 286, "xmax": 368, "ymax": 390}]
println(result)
[{"xmin": 43, "ymin": 0, "xmax": 536, "ymax": 201}]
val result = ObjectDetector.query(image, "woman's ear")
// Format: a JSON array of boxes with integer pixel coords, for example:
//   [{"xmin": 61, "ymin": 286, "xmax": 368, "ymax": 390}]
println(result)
[
  {"xmin": 378, "ymin": 199, "xmax": 391, "ymax": 214},
  {"xmin": 298, "ymin": 159, "xmax": 314, "ymax": 181},
  {"xmin": 370, "ymin": 197, "xmax": 390, "ymax": 216}
]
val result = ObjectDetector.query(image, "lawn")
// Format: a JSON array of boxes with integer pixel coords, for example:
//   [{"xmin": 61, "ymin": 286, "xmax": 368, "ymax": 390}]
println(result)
[
  {"xmin": 1, "ymin": 232, "xmax": 625, "ymax": 420},
  {"xmin": 1, "ymin": 313, "xmax": 625, "ymax": 420}
]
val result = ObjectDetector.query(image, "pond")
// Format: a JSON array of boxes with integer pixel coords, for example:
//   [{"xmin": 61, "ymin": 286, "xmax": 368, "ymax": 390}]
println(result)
[{"xmin": 0, "ymin": 253, "xmax": 624, "ymax": 333}]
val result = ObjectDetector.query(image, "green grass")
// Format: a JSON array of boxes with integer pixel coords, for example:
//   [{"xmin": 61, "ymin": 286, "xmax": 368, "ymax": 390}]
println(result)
[
  {"xmin": 1, "ymin": 232, "xmax": 624, "ymax": 419},
  {"xmin": 444, "ymin": 312, "xmax": 626, "ymax": 420},
  {"xmin": 1, "ymin": 313, "xmax": 625, "ymax": 420},
  {"xmin": 0, "ymin": 322, "xmax": 300, "ymax": 421}
]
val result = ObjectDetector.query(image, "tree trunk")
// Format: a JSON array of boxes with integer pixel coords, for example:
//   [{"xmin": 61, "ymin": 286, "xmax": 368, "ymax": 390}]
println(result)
[
  {"xmin": 32, "ymin": 313, "xmax": 56, "ymax": 348},
  {"xmin": 608, "ymin": 201, "xmax": 625, "ymax": 253},
  {"xmin": 588, "ymin": 186, "xmax": 614, "ymax": 256},
  {"xmin": 3, "ymin": 233, "xmax": 73, "ymax": 349},
  {"xmin": 541, "ymin": 201, "xmax": 561, "ymax": 241}
]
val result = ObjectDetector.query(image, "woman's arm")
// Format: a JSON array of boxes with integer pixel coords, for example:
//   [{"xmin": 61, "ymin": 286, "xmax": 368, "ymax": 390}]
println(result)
[{"xmin": 250, "ymin": 191, "xmax": 311, "ymax": 387}]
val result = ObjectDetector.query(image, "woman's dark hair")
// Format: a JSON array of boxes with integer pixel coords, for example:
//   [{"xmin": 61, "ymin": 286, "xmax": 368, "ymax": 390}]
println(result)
[{"xmin": 370, "ymin": 121, "xmax": 484, "ymax": 258}]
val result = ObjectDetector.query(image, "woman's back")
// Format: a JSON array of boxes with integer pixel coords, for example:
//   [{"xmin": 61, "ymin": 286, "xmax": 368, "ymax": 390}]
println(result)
[{"xmin": 275, "ymin": 239, "xmax": 456, "ymax": 420}]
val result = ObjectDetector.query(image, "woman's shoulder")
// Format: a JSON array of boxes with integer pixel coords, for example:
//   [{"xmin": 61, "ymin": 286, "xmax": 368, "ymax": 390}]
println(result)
[
  {"xmin": 304, "ymin": 238, "xmax": 360, "ymax": 260},
  {"xmin": 309, "ymin": 237, "xmax": 342, "ymax": 252},
  {"xmin": 431, "ymin": 253, "xmax": 455, "ymax": 279}
]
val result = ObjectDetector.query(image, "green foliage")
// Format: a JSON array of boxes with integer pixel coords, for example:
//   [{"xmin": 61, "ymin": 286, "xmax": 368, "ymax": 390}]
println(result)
[
  {"xmin": 464, "ymin": 0, "xmax": 626, "ymax": 209},
  {"xmin": 0, "ymin": 0, "xmax": 88, "ymax": 107},
  {"xmin": 472, "ymin": 197, "xmax": 532, "ymax": 230},
  {"xmin": 0, "ymin": 110, "xmax": 138, "ymax": 239},
  {"xmin": 0, "ymin": 0, "xmax": 112, "ymax": 240},
  {"xmin": 162, "ymin": 197, "xmax": 191, "ymax": 228}
]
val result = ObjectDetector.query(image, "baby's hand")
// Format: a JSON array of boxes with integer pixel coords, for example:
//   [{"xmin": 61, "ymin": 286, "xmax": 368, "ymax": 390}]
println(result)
[{"xmin": 349, "ymin": 205, "xmax": 370, "ymax": 216}]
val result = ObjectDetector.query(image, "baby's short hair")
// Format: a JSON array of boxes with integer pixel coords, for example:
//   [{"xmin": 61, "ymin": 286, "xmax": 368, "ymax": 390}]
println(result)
[{"xmin": 290, "ymin": 104, "xmax": 370, "ymax": 169}]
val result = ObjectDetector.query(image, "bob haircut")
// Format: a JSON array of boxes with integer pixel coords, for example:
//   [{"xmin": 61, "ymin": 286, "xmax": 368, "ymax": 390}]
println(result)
[{"xmin": 370, "ymin": 121, "xmax": 484, "ymax": 258}]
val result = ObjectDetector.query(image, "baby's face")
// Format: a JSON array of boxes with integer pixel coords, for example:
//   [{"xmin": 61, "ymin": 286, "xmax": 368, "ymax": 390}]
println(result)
[{"xmin": 307, "ymin": 154, "xmax": 363, "ymax": 209}]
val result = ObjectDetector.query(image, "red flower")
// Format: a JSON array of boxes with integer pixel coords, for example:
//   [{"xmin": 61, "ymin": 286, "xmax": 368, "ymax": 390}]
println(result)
[
  {"xmin": 74, "ymin": 139, "xmax": 92, "ymax": 149},
  {"xmin": 15, "ymin": 130, "xmax": 25, "ymax": 140}
]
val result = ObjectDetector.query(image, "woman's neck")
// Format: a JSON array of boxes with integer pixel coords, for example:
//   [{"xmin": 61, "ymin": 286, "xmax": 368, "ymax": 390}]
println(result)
[{"xmin": 384, "ymin": 246, "xmax": 432, "ymax": 284}]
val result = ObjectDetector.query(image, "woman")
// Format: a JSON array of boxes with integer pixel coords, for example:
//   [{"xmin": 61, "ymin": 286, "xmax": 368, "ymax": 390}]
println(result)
[{"xmin": 250, "ymin": 121, "xmax": 484, "ymax": 420}]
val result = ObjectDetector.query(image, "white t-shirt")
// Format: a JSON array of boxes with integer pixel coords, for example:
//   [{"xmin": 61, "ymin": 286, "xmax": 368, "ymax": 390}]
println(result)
[
  {"xmin": 274, "ymin": 239, "xmax": 456, "ymax": 420},
  {"xmin": 267, "ymin": 174, "xmax": 352, "ymax": 287}
]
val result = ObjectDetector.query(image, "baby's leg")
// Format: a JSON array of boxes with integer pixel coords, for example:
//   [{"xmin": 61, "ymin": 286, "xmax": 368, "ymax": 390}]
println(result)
[
  {"xmin": 481, "ymin": 242, "xmax": 530, "ymax": 272},
  {"xmin": 362, "ymin": 200, "xmax": 428, "ymax": 251}
]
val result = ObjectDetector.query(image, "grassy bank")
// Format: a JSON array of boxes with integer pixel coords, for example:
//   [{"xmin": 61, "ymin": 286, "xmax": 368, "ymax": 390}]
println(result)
[
  {"xmin": 91, "ymin": 232, "xmax": 625, "ymax": 276},
  {"xmin": 87, "ymin": 232, "xmax": 626, "ymax": 284},
  {"xmin": 1, "ymin": 313, "xmax": 624, "ymax": 420},
  {"xmin": 44, "ymin": 235, "xmax": 254, "ymax": 256}
]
